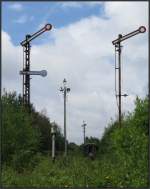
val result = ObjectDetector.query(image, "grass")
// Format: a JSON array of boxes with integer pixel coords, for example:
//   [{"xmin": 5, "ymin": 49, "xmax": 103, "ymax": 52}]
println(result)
[
  {"xmin": 2, "ymin": 152, "xmax": 148, "ymax": 187},
  {"xmin": 2, "ymin": 154, "xmax": 112, "ymax": 187}
]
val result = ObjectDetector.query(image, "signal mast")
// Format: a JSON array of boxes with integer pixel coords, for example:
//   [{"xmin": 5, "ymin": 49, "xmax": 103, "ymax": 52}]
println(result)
[
  {"xmin": 20, "ymin": 24, "xmax": 52, "ymax": 109},
  {"xmin": 112, "ymin": 26, "xmax": 146, "ymax": 127}
]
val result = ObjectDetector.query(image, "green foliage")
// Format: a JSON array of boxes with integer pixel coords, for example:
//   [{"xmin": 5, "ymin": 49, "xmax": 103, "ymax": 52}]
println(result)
[
  {"xmin": 68, "ymin": 142, "xmax": 80, "ymax": 152},
  {"xmin": 1, "ymin": 91, "xmax": 65, "ymax": 171},
  {"xmin": 2, "ymin": 92, "xmax": 148, "ymax": 187},
  {"xmin": 131, "ymin": 95, "xmax": 148, "ymax": 134},
  {"xmin": 85, "ymin": 136, "xmax": 100, "ymax": 146},
  {"xmin": 2, "ymin": 91, "xmax": 40, "ymax": 171},
  {"xmin": 97, "ymin": 96, "xmax": 149, "ymax": 187},
  {"xmin": 30, "ymin": 108, "xmax": 65, "ymax": 154}
]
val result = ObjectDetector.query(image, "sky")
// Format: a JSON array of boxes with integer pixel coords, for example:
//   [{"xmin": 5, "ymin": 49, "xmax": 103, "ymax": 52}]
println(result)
[{"xmin": 2, "ymin": 1, "xmax": 149, "ymax": 144}]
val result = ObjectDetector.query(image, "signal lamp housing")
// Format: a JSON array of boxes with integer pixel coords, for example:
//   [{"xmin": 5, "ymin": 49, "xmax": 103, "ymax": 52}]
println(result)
[
  {"xmin": 45, "ymin": 24, "xmax": 52, "ymax": 31},
  {"xmin": 67, "ymin": 88, "xmax": 70, "ymax": 92},
  {"xmin": 138, "ymin": 26, "xmax": 146, "ymax": 33}
]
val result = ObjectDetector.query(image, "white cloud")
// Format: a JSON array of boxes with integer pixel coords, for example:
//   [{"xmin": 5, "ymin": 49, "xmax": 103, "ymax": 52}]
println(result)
[
  {"xmin": 14, "ymin": 15, "xmax": 34, "ymax": 24},
  {"xmin": 104, "ymin": 1, "xmax": 148, "ymax": 31},
  {"xmin": 2, "ymin": 31, "xmax": 22, "ymax": 93},
  {"xmin": 14, "ymin": 15, "xmax": 27, "ymax": 24},
  {"xmin": 2, "ymin": 2, "xmax": 148, "ymax": 144},
  {"xmin": 60, "ymin": 1, "xmax": 103, "ymax": 8},
  {"xmin": 60, "ymin": 2, "xmax": 82, "ymax": 8},
  {"xmin": 9, "ymin": 3, "xmax": 23, "ymax": 11}
]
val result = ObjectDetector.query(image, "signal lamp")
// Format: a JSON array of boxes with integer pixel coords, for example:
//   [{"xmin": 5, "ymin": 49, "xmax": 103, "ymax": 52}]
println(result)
[
  {"xmin": 45, "ymin": 24, "xmax": 52, "ymax": 31},
  {"xmin": 139, "ymin": 26, "xmax": 146, "ymax": 33}
]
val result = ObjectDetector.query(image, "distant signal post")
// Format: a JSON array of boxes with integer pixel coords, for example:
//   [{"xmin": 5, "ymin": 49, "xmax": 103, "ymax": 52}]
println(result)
[{"xmin": 112, "ymin": 26, "xmax": 146, "ymax": 127}]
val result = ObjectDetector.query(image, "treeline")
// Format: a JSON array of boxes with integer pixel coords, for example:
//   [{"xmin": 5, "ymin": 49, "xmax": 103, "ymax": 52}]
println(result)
[
  {"xmin": 2, "ymin": 91, "xmax": 66, "ymax": 171},
  {"xmin": 2, "ymin": 91, "xmax": 98, "ymax": 172}
]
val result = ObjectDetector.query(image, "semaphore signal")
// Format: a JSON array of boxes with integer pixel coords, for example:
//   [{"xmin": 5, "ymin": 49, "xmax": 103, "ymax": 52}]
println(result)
[
  {"xmin": 112, "ymin": 26, "xmax": 146, "ymax": 127},
  {"xmin": 20, "ymin": 24, "xmax": 52, "ymax": 110}
]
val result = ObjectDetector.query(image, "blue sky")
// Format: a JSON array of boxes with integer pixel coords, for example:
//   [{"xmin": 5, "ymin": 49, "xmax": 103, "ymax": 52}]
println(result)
[{"xmin": 2, "ymin": 2, "xmax": 104, "ymax": 45}]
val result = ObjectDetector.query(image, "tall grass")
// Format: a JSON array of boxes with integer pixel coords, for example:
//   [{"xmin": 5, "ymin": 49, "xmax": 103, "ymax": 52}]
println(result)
[{"xmin": 2, "ymin": 152, "xmax": 148, "ymax": 187}]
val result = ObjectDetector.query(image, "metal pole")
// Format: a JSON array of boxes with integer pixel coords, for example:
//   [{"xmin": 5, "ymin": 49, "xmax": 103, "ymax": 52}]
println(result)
[
  {"xmin": 64, "ymin": 87, "xmax": 67, "ymax": 157},
  {"xmin": 51, "ymin": 123, "xmax": 56, "ymax": 162},
  {"xmin": 112, "ymin": 27, "xmax": 146, "ymax": 127},
  {"xmin": 23, "ymin": 35, "xmax": 31, "ymax": 108},
  {"xmin": 60, "ymin": 79, "xmax": 70, "ymax": 157},
  {"xmin": 118, "ymin": 38, "xmax": 122, "ymax": 127},
  {"xmin": 52, "ymin": 133, "xmax": 55, "ymax": 161},
  {"xmin": 83, "ymin": 126, "xmax": 85, "ymax": 144},
  {"xmin": 21, "ymin": 24, "xmax": 52, "ymax": 110},
  {"xmin": 82, "ymin": 121, "xmax": 86, "ymax": 145}
]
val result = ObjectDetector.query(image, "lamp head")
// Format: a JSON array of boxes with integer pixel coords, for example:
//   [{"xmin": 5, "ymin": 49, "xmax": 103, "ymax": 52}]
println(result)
[
  {"xmin": 82, "ymin": 120, "xmax": 87, "ymax": 126},
  {"xmin": 45, "ymin": 24, "xmax": 52, "ymax": 31},
  {"xmin": 67, "ymin": 88, "xmax": 70, "ymax": 92},
  {"xmin": 51, "ymin": 121, "xmax": 56, "ymax": 134},
  {"xmin": 138, "ymin": 26, "xmax": 146, "ymax": 33},
  {"xmin": 118, "ymin": 34, "xmax": 122, "ymax": 38},
  {"xmin": 60, "ymin": 87, "xmax": 64, "ymax": 92},
  {"xmin": 63, "ymin": 78, "xmax": 67, "ymax": 84}
]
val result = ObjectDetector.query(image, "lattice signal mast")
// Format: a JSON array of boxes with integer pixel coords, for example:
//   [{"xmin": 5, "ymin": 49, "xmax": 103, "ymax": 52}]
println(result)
[
  {"xmin": 20, "ymin": 24, "xmax": 52, "ymax": 108},
  {"xmin": 112, "ymin": 26, "xmax": 146, "ymax": 127}
]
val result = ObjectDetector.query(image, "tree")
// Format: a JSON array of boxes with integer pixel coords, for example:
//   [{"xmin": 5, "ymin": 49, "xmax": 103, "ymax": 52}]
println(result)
[{"xmin": 2, "ymin": 91, "xmax": 40, "ymax": 171}]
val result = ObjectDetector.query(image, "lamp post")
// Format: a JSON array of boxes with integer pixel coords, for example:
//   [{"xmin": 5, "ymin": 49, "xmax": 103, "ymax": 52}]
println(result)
[{"xmin": 60, "ymin": 78, "xmax": 71, "ymax": 157}]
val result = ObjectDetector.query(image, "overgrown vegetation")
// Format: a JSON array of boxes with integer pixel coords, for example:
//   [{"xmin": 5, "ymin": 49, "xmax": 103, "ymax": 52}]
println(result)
[
  {"xmin": 1, "ymin": 91, "xmax": 149, "ymax": 187},
  {"xmin": 2, "ymin": 91, "xmax": 64, "ymax": 172}
]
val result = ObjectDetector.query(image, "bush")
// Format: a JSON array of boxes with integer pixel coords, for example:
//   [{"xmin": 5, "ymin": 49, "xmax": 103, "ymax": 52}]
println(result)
[{"xmin": 2, "ymin": 91, "xmax": 40, "ymax": 171}]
